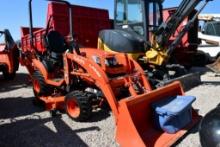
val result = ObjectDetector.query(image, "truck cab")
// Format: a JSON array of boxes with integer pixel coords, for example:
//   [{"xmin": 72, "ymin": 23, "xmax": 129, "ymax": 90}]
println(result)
[{"xmin": 114, "ymin": 0, "xmax": 163, "ymax": 41}]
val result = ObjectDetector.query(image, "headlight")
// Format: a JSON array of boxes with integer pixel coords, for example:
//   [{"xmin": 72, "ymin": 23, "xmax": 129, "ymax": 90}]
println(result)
[{"xmin": 105, "ymin": 57, "xmax": 118, "ymax": 67}]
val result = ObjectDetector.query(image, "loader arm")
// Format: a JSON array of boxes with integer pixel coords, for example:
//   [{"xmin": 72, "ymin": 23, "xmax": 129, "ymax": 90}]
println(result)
[
  {"xmin": 146, "ymin": 0, "xmax": 212, "ymax": 66},
  {"xmin": 155, "ymin": 0, "xmax": 201, "ymax": 46}
]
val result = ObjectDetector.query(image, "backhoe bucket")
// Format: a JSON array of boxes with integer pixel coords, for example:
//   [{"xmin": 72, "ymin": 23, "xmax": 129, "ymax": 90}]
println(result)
[
  {"xmin": 116, "ymin": 82, "xmax": 201, "ymax": 147},
  {"xmin": 207, "ymin": 57, "xmax": 220, "ymax": 73}
]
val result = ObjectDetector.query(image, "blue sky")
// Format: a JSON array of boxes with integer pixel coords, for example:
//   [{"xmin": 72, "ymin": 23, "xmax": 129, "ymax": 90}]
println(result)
[{"xmin": 0, "ymin": 0, "xmax": 219, "ymax": 41}]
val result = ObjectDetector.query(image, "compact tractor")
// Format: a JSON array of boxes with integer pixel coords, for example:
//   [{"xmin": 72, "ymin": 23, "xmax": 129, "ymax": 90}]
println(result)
[
  {"xmin": 98, "ymin": 0, "xmax": 212, "ymax": 87},
  {"xmin": 20, "ymin": 0, "xmax": 201, "ymax": 146},
  {"xmin": 0, "ymin": 30, "xmax": 19, "ymax": 80}
]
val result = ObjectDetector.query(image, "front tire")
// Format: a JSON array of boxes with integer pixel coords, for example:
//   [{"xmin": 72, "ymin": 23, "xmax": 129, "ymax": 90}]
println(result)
[{"xmin": 65, "ymin": 91, "xmax": 92, "ymax": 122}]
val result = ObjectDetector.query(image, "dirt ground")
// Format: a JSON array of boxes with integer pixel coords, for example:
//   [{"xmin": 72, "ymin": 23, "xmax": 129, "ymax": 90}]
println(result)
[{"xmin": 0, "ymin": 66, "xmax": 220, "ymax": 147}]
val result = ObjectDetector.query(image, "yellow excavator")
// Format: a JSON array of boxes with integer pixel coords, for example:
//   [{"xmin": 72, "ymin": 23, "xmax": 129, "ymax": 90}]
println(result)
[{"xmin": 98, "ymin": 0, "xmax": 213, "ymax": 87}]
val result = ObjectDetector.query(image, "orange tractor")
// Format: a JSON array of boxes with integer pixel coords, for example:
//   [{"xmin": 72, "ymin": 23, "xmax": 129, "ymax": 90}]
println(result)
[
  {"xmin": 20, "ymin": 0, "xmax": 201, "ymax": 146},
  {"xmin": 0, "ymin": 29, "xmax": 19, "ymax": 80}
]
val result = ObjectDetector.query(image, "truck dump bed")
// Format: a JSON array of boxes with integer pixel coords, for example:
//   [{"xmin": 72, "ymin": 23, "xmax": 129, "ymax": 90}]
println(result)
[{"xmin": 21, "ymin": 2, "xmax": 111, "ymax": 53}]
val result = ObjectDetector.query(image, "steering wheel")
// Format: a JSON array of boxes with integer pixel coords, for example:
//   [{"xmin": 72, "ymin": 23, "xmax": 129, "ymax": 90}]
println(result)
[{"xmin": 124, "ymin": 22, "xmax": 145, "ymax": 36}]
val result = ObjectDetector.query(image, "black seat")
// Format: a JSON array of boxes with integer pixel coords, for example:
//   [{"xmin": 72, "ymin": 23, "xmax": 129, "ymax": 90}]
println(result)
[
  {"xmin": 45, "ymin": 31, "xmax": 67, "ymax": 54},
  {"xmin": 43, "ymin": 31, "xmax": 67, "ymax": 73}
]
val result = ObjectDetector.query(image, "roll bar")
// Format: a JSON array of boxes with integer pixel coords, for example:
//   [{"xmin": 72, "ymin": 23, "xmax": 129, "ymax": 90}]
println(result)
[{"xmin": 28, "ymin": 0, "xmax": 73, "ymax": 47}]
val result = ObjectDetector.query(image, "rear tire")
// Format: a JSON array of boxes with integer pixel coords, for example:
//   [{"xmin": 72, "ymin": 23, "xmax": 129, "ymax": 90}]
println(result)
[
  {"xmin": 32, "ymin": 71, "xmax": 51, "ymax": 105},
  {"xmin": 65, "ymin": 91, "xmax": 92, "ymax": 122}
]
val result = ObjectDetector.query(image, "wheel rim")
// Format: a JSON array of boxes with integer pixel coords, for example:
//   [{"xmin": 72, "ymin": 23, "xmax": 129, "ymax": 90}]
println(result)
[
  {"xmin": 33, "ymin": 79, "xmax": 40, "ymax": 94},
  {"xmin": 66, "ymin": 98, "xmax": 80, "ymax": 118}
]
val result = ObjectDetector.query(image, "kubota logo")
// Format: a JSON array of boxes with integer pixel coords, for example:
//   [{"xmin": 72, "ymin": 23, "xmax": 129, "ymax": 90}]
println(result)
[{"xmin": 73, "ymin": 55, "xmax": 85, "ymax": 65}]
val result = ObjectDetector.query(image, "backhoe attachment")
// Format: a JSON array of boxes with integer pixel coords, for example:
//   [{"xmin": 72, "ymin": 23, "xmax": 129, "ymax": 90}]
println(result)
[{"xmin": 146, "ymin": 0, "xmax": 212, "ymax": 66}]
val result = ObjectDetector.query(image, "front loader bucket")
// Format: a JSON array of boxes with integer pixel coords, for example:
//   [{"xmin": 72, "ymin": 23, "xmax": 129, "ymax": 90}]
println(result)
[
  {"xmin": 116, "ymin": 82, "xmax": 201, "ymax": 147},
  {"xmin": 207, "ymin": 57, "xmax": 220, "ymax": 73}
]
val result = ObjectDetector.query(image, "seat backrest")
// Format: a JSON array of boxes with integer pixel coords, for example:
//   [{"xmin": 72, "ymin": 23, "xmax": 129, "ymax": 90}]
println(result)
[{"xmin": 45, "ymin": 31, "xmax": 67, "ymax": 53}]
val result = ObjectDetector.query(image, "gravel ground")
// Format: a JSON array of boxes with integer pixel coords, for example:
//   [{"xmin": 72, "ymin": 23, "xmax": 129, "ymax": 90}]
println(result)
[{"xmin": 0, "ymin": 66, "xmax": 220, "ymax": 147}]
